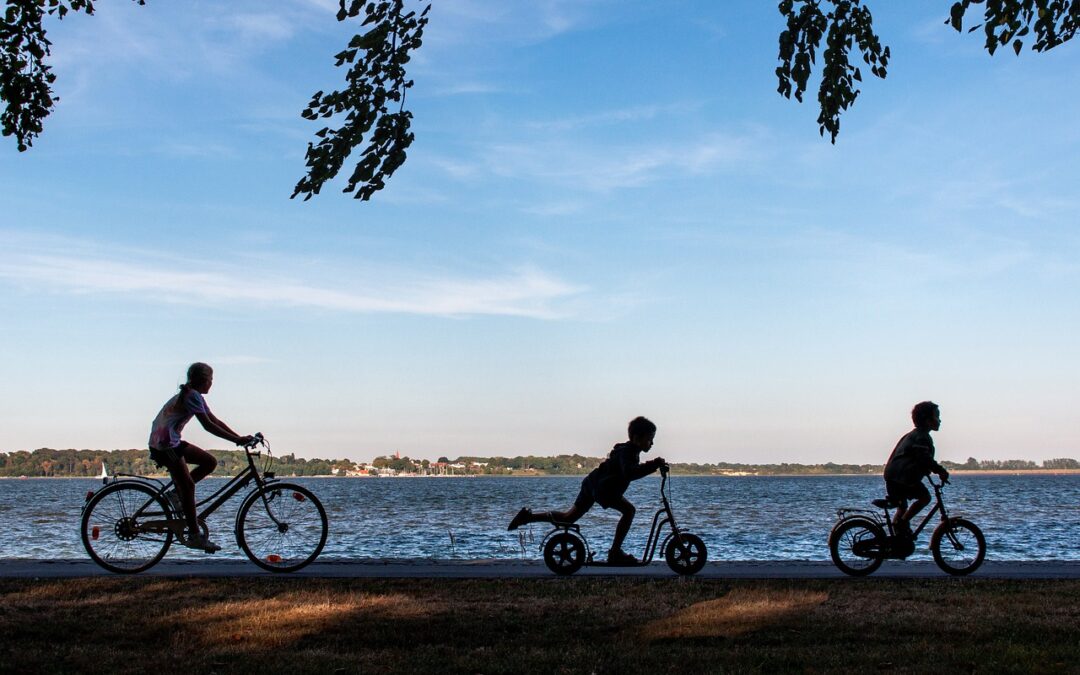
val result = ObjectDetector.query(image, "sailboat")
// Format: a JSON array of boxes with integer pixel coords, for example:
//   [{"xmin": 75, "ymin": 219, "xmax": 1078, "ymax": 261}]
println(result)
[{"xmin": 98, "ymin": 461, "xmax": 108, "ymax": 480}]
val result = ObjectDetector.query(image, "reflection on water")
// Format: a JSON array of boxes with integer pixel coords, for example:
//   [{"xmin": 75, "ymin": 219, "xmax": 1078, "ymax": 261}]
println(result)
[{"xmin": 0, "ymin": 474, "xmax": 1077, "ymax": 561}]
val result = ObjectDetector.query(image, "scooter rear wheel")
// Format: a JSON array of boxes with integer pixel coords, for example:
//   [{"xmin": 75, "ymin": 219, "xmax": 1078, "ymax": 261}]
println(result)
[
  {"xmin": 543, "ymin": 531, "xmax": 586, "ymax": 576},
  {"xmin": 665, "ymin": 533, "xmax": 707, "ymax": 575}
]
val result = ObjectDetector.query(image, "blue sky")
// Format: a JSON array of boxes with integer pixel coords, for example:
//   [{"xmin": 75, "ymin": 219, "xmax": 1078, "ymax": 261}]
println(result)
[{"xmin": 1, "ymin": 0, "xmax": 1078, "ymax": 464}]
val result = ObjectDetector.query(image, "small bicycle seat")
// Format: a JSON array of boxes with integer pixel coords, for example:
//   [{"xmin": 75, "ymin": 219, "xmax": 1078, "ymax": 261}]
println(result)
[{"xmin": 872, "ymin": 498, "xmax": 900, "ymax": 509}]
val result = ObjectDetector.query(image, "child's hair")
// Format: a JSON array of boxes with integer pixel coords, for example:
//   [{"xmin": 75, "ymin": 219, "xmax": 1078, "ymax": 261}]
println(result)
[
  {"xmin": 177, "ymin": 362, "xmax": 213, "ymax": 402},
  {"xmin": 628, "ymin": 416, "xmax": 657, "ymax": 439},
  {"xmin": 911, "ymin": 401, "xmax": 939, "ymax": 428}
]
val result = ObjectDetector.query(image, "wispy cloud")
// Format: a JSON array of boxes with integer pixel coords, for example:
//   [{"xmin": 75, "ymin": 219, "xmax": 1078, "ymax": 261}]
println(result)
[
  {"xmin": 442, "ymin": 130, "xmax": 766, "ymax": 193},
  {"xmin": 0, "ymin": 235, "xmax": 586, "ymax": 319},
  {"xmin": 524, "ymin": 103, "xmax": 701, "ymax": 133}
]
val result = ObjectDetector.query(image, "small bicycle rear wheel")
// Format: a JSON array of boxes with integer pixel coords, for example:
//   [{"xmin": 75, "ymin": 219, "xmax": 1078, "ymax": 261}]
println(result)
[
  {"xmin": 81, "ymin": 482, "xmax": 173, "ymax": 574},
  {"xmin": 931, "ymin": 518, "xmax": 986, "ymax": 576},
  {"xmin": 237, "ymin": 483, "xmax": 328, "ymax": 573},
  {"xmin": 543, "ymin": 531, "xmax": 586, "ymax": 575},
  {"xmin": 665, "ymin": 533, "xmax": 707, "ymax": 575},
  {"xmin": 829, "ymin": 518, "xmax": 885, "ymax": 577}
]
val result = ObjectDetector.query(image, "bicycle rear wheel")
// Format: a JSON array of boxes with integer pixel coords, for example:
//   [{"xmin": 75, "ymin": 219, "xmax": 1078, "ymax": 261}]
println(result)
[
  {"xmin": 81, "ymin": 482, "xmax": 173, "ymax": 574},
  {"xmin": 237, "ymin": 483, "xmax": 328, "ymax": 572},
  {"xmin": 829, "ymin": 518, "xmax": 885, "ymax": 577},
  {"xmin": 931, "ymin": 518, "xmax": 986, "ymax": 576}
]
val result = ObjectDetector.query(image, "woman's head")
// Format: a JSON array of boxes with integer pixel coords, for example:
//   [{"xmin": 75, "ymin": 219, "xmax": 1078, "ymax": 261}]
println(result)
[{"xmin": 186, "ymin": 362, "xmax": 214, "ymax": 394}]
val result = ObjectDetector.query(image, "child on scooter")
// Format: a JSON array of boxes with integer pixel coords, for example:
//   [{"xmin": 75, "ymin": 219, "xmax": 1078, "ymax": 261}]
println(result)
[
  {"xmin": 884, "ymin": 401, "xmax": 950, "ymax": 537},
  {"xmin": 507, "ymin": 416, "xmax": 665, "ymax": 564},
  {"xmin": 148, "ymin": 362, "xmax": 255, "ymax": 552}
]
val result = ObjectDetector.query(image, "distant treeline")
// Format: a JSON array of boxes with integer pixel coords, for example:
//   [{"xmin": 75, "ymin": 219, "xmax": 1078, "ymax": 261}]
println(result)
[
  {"xmin": 0, "ymin": 448, "xmax": 355, "ymax": 478},
  {"xmin": 1, "ymin": 448, "xmax": 1077, "ymax": 478}
]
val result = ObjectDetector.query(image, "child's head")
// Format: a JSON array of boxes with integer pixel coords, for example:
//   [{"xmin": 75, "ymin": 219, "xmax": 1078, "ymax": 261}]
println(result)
[
  {"xmin": 911, "ymin": 401, "xmax": 940, "ymax": 431},
  {"xmin": 186, "ymin": 362, "xmax": 214, "ymax": 394},
  {"xmin": 627, "ymin": 416, "xmax": 657, "ymax": 450}
]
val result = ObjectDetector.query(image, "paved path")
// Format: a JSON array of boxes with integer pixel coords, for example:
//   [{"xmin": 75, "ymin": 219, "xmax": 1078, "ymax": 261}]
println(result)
[{"xmin": 2, "ymin": 559, "xmax": 1078, "ymax": 579}]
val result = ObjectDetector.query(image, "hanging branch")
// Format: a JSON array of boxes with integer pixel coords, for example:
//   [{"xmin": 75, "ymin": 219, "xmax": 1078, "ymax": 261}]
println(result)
[
  {"xmin": 775, "ymin": 0, "xmax": 889, "ymax": 143},
  {"xmin": 947, "ymin": 0, "xmax": 1080, "ymax": 55},
  {"xmin": 0, "ymin": 1, "xmax": 143, "ymax": 152},
  {"xmin": 292, "ymin": 0, "xmax": 431, "ymax": 201}
]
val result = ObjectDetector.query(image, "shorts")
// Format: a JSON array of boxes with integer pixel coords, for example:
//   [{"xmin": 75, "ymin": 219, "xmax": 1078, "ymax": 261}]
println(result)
[
  {"xmin": 149, "ymin": 441, "xmax": 190, "ymax": 469},
  {"xmin": 885, "ymin": 479, "xmax": 929, "ymax": 504},
  {"xmin": 573, "ymin": 475, "xmax": 621, "ymax": 512}
]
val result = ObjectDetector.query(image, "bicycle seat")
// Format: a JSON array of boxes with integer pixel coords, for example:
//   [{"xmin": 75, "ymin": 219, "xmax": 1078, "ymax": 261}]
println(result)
[{"xmin": 872, "ymin": 498, "xmax": 900, "ymax": 509}]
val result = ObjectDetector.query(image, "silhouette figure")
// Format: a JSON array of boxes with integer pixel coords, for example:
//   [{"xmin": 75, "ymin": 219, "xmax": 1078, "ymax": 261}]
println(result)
[
  {"xmin": 148, "ymin": 362, "xmax": 255, "ymax": 552},
  {"xmin": 507, "ymin": 416, "xmax": 665, "ymax": 564},
  {"xmin": 883, "ymin": 401, "xmax": 950, "ymax": 537}
]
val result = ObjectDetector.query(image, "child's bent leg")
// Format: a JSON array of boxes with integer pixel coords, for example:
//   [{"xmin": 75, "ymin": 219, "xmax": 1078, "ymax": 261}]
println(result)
[{"xmin": 179, "ymin": 442, "xmax": 217, "ymax": 483}]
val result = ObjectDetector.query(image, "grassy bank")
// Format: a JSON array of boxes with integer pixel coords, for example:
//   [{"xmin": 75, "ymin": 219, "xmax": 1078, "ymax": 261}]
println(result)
[{"xmin": 1, "ymin": 577, "xmax": 1077, "ymax": 674}]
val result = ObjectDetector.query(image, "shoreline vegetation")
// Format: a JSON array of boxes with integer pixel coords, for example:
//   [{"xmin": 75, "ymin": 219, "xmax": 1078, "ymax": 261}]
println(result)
[
  {"xmin": 1, "ymin": 447, "xmax": 1077, "ymax": 479},
  {"xmin": 1, "ymin": 577, "xmax": 1077, "ymax": 673}
]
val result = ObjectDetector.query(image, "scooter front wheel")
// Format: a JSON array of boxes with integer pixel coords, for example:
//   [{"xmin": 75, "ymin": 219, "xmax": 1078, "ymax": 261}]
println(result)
[
  {"xmin": 543, "ymin": 531, "xmax": 586, "ymax": 576},
  {"xmin": 665, "ymin": 533, "xmax": 707, "ymax": 575}
]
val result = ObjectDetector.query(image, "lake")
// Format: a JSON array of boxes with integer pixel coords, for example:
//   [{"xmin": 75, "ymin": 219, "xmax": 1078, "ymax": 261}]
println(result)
[{"xmin": 0, "ymin": 474, "xmax": 1076, "ymax": 562}]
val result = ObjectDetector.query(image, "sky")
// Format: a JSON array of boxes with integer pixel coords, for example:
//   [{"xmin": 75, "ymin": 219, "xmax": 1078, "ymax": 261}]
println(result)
[{"xmin": 1, "ymin": 0, "xmax": 1078, "ymax": 465}]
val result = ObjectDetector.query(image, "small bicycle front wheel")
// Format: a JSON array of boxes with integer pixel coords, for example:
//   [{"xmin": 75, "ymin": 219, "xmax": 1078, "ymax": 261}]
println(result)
[
  {"xmin": 665, "ymin": 533, "xmax": 707, "ymax": 575},
  {"xmin": 237, "ymin": 483, "xmax": 328, "ymax": 572},
  {"xmin": 829, "ymin": 518, "xmax": 885, "ymax": 577},
  {"xmin": 931, "ymin": 517, "xmax": 986, "ymax": 576},
  {"xmin": 81, "ymin": 482, "xmax": 173, "ymax": 574},
  {"xmin": 543, "ymin": 531, "xmax": 586, "ymax": 575}
]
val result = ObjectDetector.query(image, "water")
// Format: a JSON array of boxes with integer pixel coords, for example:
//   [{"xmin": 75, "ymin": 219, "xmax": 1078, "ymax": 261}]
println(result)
[{"xmin": 0, "ymin": 474, "xmax": 1077, "ymax": 562}]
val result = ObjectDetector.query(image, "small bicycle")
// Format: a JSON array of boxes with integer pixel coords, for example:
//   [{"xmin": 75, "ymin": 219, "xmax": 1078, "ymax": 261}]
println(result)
[
  {"xmin": 80, "ymin": 434, "xmax": 328, "ymax": 574},
  {"xmin": 828, "ymin": 477, "xmax": 986, "ymax": 577},
  {"xmin": 540, "ymin": 464, "xmax": 708, "ymax": 576}
]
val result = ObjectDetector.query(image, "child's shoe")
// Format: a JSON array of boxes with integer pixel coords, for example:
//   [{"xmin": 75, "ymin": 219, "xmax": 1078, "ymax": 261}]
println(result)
[
  {"xmin": 183, "ymin": 532, "xmax": 221, "ymax": 553},
  {"xmin": 607, "ymin": 549, "xmax": 639, "ymax": 566},
  {"xmin": 507, "ymin": 507, "xmax": 532, "ymax": 531}
]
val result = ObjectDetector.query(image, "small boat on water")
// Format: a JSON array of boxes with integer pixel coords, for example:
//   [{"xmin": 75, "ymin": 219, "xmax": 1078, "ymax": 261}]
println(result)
[{"xmin": 98, "ymin": 461, "xmax": 108, "ymax": 480}]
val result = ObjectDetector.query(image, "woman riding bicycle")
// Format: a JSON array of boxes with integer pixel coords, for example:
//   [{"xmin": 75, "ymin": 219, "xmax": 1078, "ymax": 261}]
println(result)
[{"xmin": 148, "ymin": 362, "xmax": 255, "ymax": 552}]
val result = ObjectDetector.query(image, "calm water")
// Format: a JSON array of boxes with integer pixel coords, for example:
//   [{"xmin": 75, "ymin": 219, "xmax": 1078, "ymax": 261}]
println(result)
[{"xmin": 0, "ymin": 474, "xmax": 1077, "ymax": 562}]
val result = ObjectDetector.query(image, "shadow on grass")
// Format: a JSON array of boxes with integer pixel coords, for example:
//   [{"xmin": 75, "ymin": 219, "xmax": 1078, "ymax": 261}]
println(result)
[{"xmin": 1, "ymin": 577, "xmax": 1078, "ymax": 674}]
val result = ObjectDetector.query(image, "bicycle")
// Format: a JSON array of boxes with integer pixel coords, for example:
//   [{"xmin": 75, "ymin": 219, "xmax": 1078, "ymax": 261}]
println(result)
[
  {"xmin": 540, "ymin": 464, "xmax": 708, "ymax": 576},
  {"xmin": 80, "ymin": 434, "xmax": 328, "ymax": 574},
  {"xmin": 828, "ymin": 477, "xmax": 985, "ymax": 577}
]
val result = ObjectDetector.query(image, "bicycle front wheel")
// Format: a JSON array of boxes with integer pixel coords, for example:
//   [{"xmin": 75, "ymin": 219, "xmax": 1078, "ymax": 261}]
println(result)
[
  {"xmin": 931, "ymin": 517, "xmax": 986, "ymax": 576},
  {"xmin": 237, "ymin": 483, "xmax": 328, "ymax": 572},
  {"xmin": 81, "ymin": 482, "xmax": 173, "ymax": 574}
]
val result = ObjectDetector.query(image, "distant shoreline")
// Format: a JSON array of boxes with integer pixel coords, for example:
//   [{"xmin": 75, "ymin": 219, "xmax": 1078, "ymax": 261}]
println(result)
[{"xmin": 3, "ymin": 468, "xmax": 1078, "ymax": 480}]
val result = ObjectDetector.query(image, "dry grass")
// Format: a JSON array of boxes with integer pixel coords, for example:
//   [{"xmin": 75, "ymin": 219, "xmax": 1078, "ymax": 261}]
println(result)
[{"xmin": 0, "ymin": 577, "xmax": 1077, "ymax": 674}]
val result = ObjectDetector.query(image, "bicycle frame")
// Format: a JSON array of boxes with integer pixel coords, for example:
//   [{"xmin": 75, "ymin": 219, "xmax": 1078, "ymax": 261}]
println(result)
[
  {"xmin": 89, "ymin": 442, "xmax": 283, "ymax": 536},
  {"xmin": 882, "ymin": 479, "xmax": 950, "ymax": 542}
]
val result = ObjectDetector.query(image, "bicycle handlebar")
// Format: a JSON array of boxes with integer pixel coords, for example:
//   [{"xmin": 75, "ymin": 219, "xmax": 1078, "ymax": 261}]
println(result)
[{"xmin": 241, "ymin": 433, "xmax": 265, "ymax": 451}]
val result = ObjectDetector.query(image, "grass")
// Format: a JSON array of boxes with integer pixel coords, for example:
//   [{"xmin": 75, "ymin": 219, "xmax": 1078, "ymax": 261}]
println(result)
[{"xmin": 0, "ymin": 577, "xmax": 1077, "ymax": 674}]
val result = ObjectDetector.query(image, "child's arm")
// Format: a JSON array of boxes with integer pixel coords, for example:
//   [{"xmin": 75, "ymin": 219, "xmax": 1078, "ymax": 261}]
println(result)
[
  {"xmin": 622, "ymin": 453, "xmax": 665, "ymax": 481},
  {"xmin": 195, "ymin": 412, "xmax": 248, "ymax": 446}
]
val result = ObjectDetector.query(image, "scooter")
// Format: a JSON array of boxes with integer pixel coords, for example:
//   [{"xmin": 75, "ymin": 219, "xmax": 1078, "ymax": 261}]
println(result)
[{"xmin": 540, "ymin": 464, "xmax": 708, "ymax": 576}]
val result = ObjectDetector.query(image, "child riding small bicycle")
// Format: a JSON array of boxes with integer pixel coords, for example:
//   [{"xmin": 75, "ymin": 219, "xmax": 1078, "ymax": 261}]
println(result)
[
  {"xmin": 148, "ymin": 362, "xmax": 255, "ymax": 552},
  {"xmin": 507, "ymin": 416, "xmax": 666, "ymax": 564},
  {"xmin": 884, "ymin": 401, "xmax": 950, "ymax": 537}
]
